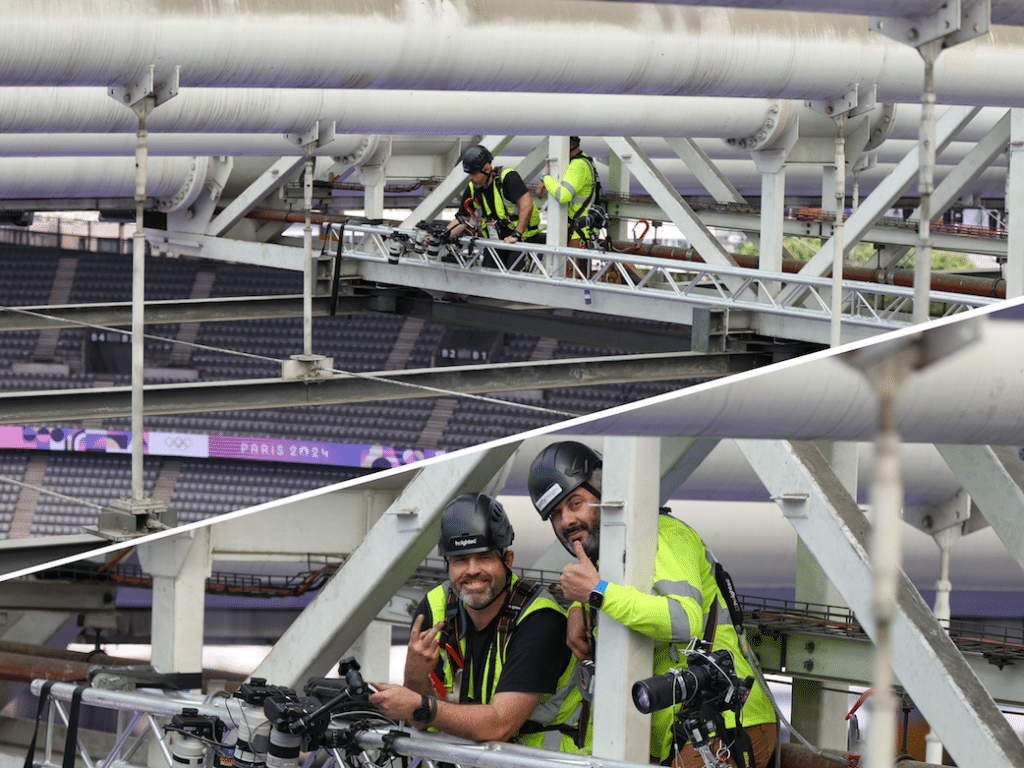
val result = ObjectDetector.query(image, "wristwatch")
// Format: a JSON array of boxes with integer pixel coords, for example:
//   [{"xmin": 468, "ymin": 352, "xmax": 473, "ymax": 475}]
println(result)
[
  {"xmin": 412, "ymin": 694, "xmax": 437, "ymax": 725},
  {"xmin": 588, "ymin": 579, "xmax": 608, "ymax": 611}
]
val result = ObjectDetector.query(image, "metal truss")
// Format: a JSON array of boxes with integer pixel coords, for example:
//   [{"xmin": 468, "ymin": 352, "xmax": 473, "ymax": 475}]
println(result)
[
  {"xmin": 27, "ymin": 681, "xmax": 641, "ymax": 768},
  {"xmin": 336, "ymin": 223, "xmax": 996, "ymax": 345}
]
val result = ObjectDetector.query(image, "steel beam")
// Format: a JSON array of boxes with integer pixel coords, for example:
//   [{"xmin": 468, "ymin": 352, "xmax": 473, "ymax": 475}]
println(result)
[
  {"xmin": 0, "ymin": 351, "xmax": 756, "ymax": 422},
  {"xmin": 603, "ymin": 137, "xmax": 738, "ymax": 274},
  {"xmin": 909, "ymin": 110, "xmax": 1011, "ymax": 224},
  {"xmin": 778, "ymin": 105, "xmax": 982, "ymax": 305},
  {"xmin": 206, "ymin": 156, "xmax": 305, "ymax": 237},
  {"xmin": 658, "ymin": 437, "xmax": 721, "ymax": 505},
  {"xmin": 253, "ymin": 444, "xmax": 519, "ymax": 687},
  {"xmin": 664, "ymin": 137, "xmax": 746, "ymax": 205},
  {"xmin": 0, "ymin": 295, "xmax": 350, "ymax": 332},
  {"xmin": 400, "ymin": 135, "xmax": 513, "ymax": 228},
  {"xmin": 1007, "ymin": 110, "xmax": 1024, "ymax": 297},
  {"xmin": 752, "ymin": 630, "xmax": 1024, "ymax": 709},
  {"xmin": 734, "ymin": 439, "xmax": 1024, "ymax": 768},
  {"xmin": 935, "ymin": 444, "xmax": 1024, "ymax": 572}
]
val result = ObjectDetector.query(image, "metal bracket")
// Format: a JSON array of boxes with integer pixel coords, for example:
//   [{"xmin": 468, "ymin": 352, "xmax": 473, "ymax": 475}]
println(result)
[
  {"xmin": 387, "ymin": 506, "xmax": 423, "ymax": 533},
  {"xmin": 806, "ymin": 84, "xmax": 859, "ymax": 119},
  {"xmin": 281, "ymin": 353, "xmax": 335, "ymax": 381},
  {"xmin": 905, "ymin": 487, "xmax": 972, "ymax": 534},
  {"xmin": 772, "ymin": 493, "xmax": 810, "ymax": 519},
  {"xmin": 285, "ymin": 120, "xmax": 338, "ymax": 151},
  {"xmin": 108, "ymin": 65, "xmax": 180, "ymax": 109},
  {"xmin": 871, "ymin": 0, "xmax": 990, "ymax": 48},
  {"xmin": 85, "ymin": 498, "xmax": 177, "ymax": 542}
]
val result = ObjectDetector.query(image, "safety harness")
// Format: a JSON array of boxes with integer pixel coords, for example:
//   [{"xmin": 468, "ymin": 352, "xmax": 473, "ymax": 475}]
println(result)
[
  {"xmin": 469, "ymin": 168, "xmax": 540, "ymax": 240},
  {"xmin": 429, "ymin": 574, "xmax": 538, "ymax": 703},
  {"xmin": 429, "ymin": 575, "xmax": 588, "ymax": 749}
]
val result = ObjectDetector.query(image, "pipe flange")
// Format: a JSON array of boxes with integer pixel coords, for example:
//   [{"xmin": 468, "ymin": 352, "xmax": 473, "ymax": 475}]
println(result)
[
  {"xmin": 155, "ymin": 156, "xmax": 210, "ymax": 212},
  {"xmin": 723, "ymin": 99, "xmax": 794, "ymax": 152},
  {"xmin": 863, "ymin": 102, "xmax": 898, "ymax": 153},
  {"xmin": 335, "ymin": 134, "xmax": 382, "ymax": 168}
]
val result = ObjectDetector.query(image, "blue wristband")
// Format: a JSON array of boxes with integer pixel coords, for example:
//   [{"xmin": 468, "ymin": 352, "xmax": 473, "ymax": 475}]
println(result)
[{"xmin": 594, "ymin": 579, "xmax": 608, "ymax": 594}]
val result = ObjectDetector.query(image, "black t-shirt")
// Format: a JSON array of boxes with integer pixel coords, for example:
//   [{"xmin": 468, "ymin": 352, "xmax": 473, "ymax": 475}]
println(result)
[
  {"xmin": 413, "ymin": 587, "xmax": 570, "ymax": 702},
  {"xmin": 459, "ymin": 168, "xmax": 529, "ymax": 233}
]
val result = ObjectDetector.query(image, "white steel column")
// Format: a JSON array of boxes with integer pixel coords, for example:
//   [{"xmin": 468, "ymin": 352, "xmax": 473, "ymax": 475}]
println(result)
[
  {"xmin": 545, "ymin": 136, "xmax": 570, "ymax": 249},
  {"xmin": 254, "ymin": 444, "xmax": 519, "ymax": 687},
  {"xmin": 913, "ymin": 42, "xmax": 941, "ymax": 324},
  {"xmin": 136, "ymin": 527, "xmax": 212, "ymax": 675},
  {"xmin": 607, "ymin": 150, "xmax": 631, "ymax": 241},
  {"xmin": 1007, "ymin": 109, "xmax": 1024, "ymax": 298},
  {"xmin": 592, "ymin": 436, "xmax": 659, "ymax": 762},
  {"xmin": 358, "ymin": 164, "xmax": 387, "ymax": 221},
  {"xmin": 752, "ymin": 150, "xmax": 788, "ymax": 300},
  {"xmin": 791, "ymin": 441, "xmax": 854, "ymax": 751},
  {"xmin": 735, "ymin": 439, "xmax": 1024, "ymax": 768}
]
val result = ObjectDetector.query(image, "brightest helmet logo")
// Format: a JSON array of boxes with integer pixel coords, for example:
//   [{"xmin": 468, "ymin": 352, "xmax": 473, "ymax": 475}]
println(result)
[{"xmin": 451, "ymin": 535, "xmax": 481, "ymax": 549}]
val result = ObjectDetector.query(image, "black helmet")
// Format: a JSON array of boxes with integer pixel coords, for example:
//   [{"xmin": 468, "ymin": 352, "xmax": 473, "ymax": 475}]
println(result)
[
  {"xmin": 569, "ymin": 135, "xmax": 581, "ymax": 150},
  {"xmin": 438, "ymin": 493, "xmax": 514, "ymax": 556},
  {"xmin": 528, "ymin": 441, "xmax": 602, "ymax": 521},
  {"xmin": 462, "ymin": 145, "xmax": 492, "ymax": 174}
]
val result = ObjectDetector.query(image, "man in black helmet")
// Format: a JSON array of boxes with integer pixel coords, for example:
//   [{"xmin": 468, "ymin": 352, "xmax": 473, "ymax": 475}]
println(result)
[
  {"xmin": 528, "ymin": 442, "xmax": 777, "ymax": 768},
  {"xmin": 445, "ymin": 145, "xmax": 543, "ymax": 270},
  {"xmin": 370, "ymin": 493, "xmax": 589, "ymax": 752}
]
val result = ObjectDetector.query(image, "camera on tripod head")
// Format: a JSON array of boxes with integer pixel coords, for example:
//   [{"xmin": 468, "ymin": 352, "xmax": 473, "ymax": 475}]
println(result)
[{"xmin": 632, "ymin": 643, "xmax": 751, "ymax": 717}]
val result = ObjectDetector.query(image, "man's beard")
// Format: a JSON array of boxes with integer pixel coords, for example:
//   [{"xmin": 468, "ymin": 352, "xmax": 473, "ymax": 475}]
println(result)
[
  {"xmin": 458, "ymin": 573, "xmax": 507, "ymax": 609},
  {"xmin": 560, "ymin": 525, "xmax": 600, "ymax": 561}
]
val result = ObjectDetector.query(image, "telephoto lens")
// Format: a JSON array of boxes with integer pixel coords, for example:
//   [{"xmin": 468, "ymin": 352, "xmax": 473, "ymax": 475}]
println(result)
[
  {"xmin": 386, "ymin": 234, "xmax": 407, "ymax": 264},
  {"xmin": 632, "ymin": 669, "xmax": 681, "ymax": 714}
]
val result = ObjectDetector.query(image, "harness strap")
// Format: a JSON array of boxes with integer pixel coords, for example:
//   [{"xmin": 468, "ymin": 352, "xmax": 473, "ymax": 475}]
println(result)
[
  {"xmin": 435, "ymin": 575, "xmax": 538, "ymax": 704},
  {"xmin": 570, "ymin": 153, "xmax": 599, "ymax": 217},
  {"xmin": 714, "ymin": 562, "xmax": 746, "ymax": 633},
  {"xmin": 62, "ymin": 685, "xmax": 86, "ymax": 768},
  {"xmin": 23, "ymin": 680, "xmax": 55, "ymax": 768}
]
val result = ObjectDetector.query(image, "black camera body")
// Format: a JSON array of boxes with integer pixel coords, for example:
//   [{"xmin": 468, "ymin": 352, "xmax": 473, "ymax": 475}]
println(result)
[{"xmin": 632, "ymin": 645, "xmax": 750, "ymax": 717}]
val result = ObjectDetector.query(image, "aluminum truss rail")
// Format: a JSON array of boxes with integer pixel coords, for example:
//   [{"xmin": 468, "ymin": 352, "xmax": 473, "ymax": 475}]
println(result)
[
  {"xmin": 335, "ymin": 224, "xmax": 996, "ymax": 346},
  {"xmin": 27, "ymin": 680, "xmax": 645, "ymax": 768}
]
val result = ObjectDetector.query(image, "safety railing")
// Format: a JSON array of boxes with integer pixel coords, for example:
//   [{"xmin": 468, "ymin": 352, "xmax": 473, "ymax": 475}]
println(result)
[{"xmin": 330, "ymin": 223, "xmax": 995, "ymax": 334}]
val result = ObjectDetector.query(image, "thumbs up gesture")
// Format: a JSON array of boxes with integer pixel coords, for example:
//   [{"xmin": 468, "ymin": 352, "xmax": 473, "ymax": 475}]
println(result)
[{"xmin": 560, "ymin": 540, "xmax": 601, "ymax": 604}]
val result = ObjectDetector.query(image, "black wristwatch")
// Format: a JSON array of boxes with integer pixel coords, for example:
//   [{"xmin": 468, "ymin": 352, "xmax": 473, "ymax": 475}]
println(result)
[
  {"xmin": 510, "ymin": 230, "xmax": 522, "ymax": 240},
  {"xmin": 412, "ymin": 694, "xmax": 437, "ymax": 725},
  {"xmin": 588, "ymin": 579, "xmax": 608, "ymax": 611}
]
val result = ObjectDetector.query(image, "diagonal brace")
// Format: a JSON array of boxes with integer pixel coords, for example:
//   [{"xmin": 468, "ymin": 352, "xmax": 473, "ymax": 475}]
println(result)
[{"xmin": 735, "ymin": 439, "xmax": 1024, "ymax": 768}]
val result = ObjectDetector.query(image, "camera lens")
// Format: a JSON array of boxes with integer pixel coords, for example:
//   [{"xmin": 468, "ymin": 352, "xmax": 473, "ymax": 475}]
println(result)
[{"xmin": 633, "ymin": 683, "xmax": 654, "ymax": 714}]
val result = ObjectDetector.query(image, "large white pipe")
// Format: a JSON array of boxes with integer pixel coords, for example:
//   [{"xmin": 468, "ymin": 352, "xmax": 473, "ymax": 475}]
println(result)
[
  {"xmin": 498, "ymin": 442, "xmax": 1024, "ymax": 598},
  {"xmin": 6, "ymin": 2, "xmax": 1024, "ymax": 107},
  {"xmin": 556, "ymin": 315, "xmax": 1024, "ymax": 445},
  {"xmin": 2, "ymin": 155, "xmax": 1007, "ymax": 203},
  {"xmin": 585, "ymin": 0, "xmax": 1024, "ymax": 28},
  {"xmin": 0, "ymin": 88, "xmax": 783, "ymax": 139},
  {"xmin": 0, "ymin": 156, "xmax": 209, "ymax": 206},
  {"xmin": 2, "ymin": 89, "xmax": 1013, "ymax": 152}
]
